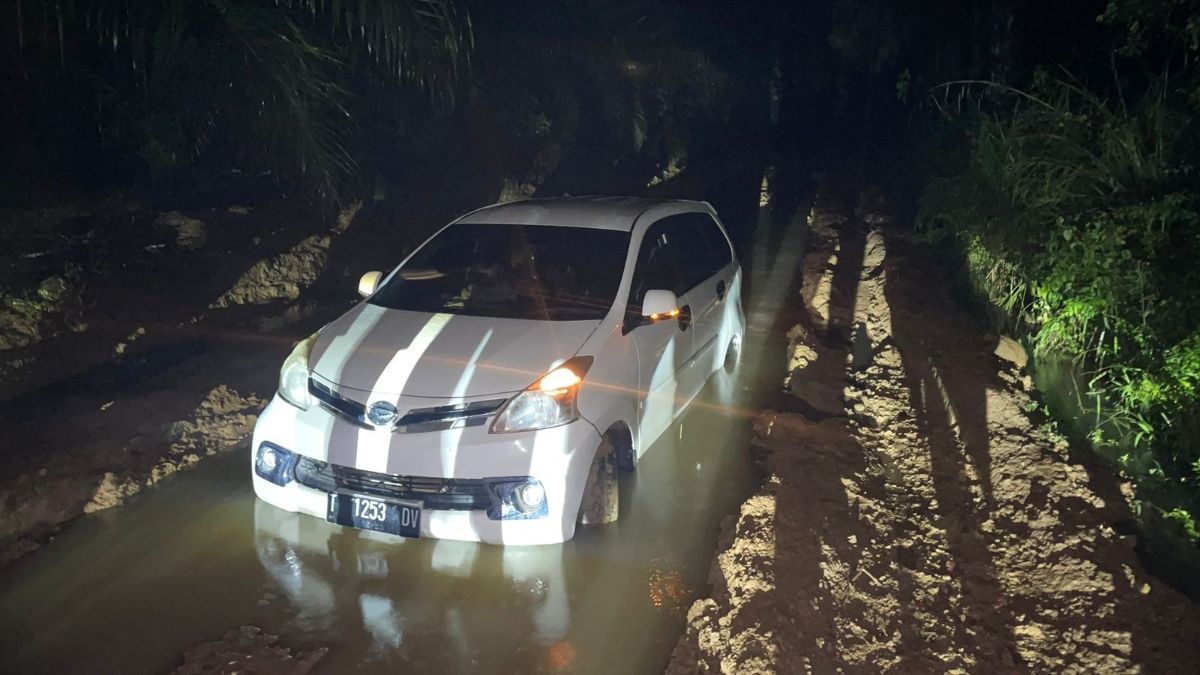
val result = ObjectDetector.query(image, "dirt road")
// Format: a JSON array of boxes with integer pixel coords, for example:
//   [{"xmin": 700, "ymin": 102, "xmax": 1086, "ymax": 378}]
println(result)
[
  {"xmin": 0, "ymin": 198, "xmax": 449, "ymax": 564},
  {"xmin": 668, "ymin": 192, "xmax": 1200, "ymax": 673}
]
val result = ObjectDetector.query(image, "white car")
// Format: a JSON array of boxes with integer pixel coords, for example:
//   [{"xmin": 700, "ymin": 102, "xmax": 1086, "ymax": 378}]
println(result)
[{"xmin": 251, "ymin": 197, "xmax": 745, "ymax": 545}]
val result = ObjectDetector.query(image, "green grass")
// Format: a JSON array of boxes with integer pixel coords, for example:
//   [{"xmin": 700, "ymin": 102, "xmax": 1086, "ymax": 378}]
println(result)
[{"xmin": 919, "ymin": 73, "xmax": 1200, "ymax": 543}]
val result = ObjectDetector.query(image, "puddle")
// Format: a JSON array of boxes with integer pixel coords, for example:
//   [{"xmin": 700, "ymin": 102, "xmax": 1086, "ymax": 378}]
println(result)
[{"xmin": 0, "ymin": 215, "xmax": 805, "ymax": 674}]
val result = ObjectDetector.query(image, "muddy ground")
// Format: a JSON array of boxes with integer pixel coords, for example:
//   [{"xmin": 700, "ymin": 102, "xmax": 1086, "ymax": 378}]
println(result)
[
  {"xmin": 0, "ymin": 195, "xmax": 447, "ymax": 563},
  {"xmin": 667, "ymin": 194, "xmax": 1200, "ymax": 674},
  {"xmin": 6, "ymin": 183, "xmax": 1200, "ymax": 673},
  {"xmin": 170, "ymin": 626, "xmax": 328, "ymax": 675}
]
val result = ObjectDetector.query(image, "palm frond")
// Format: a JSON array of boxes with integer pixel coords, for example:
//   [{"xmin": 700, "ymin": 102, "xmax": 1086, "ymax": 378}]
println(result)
[
  {"xmin": 282, "ymin": 0, "xmax": 468, "ymax": 101},
  {"xmin": 13, "ymin": 0, "xmax": 471, "ymax": 202}
]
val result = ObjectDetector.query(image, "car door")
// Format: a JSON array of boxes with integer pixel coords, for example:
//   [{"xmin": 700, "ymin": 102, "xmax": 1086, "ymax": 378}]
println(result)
[
  {"xmin": 625, "ymin": 218, "xmax": 696, "ymax": 450},
  {"xmin": 673, "ymin": 212, "xmax": 736, "ymax": 378}
]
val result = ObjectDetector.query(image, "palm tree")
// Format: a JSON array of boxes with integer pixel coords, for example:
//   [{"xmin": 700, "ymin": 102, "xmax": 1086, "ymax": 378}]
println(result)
[{"xmin": 10, "ymin": 0, "xmax": 470, "ymax": 202}]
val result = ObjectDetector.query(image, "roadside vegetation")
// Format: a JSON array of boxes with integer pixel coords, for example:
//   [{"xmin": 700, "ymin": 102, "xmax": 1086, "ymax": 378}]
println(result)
[
  {"xmin": 9, "ymin": 0, "xmax": 469, "ymax": 203},
  {"xmin": 3, "ymin": 1, "xmax": 734, "ymax": 209},
  {"xmin": 918, "ymin": 0, "xmax": 1200, "ymax": 547}
]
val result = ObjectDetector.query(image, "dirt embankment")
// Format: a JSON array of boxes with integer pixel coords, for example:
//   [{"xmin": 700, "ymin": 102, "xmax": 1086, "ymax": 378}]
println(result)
[
  {"xmin": 0, "ymin": 199, "xmax": 364, "ymax": 564},
  {"xmin": 667, "ymin": 194, "xmax": 1200, "ymax": 673},
  {"xmin": 1, "ymin": 382, "xmax": 264, "ymax": 563}
]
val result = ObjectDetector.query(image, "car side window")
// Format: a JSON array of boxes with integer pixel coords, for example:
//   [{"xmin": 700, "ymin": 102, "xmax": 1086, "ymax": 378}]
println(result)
[
  {"xmin": 658, "ymin": 213, "xmax": 733, "ymax": 291},
  {"xmin": 627, "ymin": 221, "xmax": 686, "ymax": 312},
  {"xmin": 627, "ymin": 213, "xmax": 734, "ymax": 314}
]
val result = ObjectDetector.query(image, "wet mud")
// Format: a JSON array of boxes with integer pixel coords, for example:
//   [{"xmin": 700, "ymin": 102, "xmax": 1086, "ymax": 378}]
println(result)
[{"xmin": 668, "ymin": 193, "xmax": 1200, "ymax": 674}]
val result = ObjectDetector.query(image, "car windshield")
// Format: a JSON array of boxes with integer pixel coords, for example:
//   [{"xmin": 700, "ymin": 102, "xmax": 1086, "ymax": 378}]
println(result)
[{"xmin": 368, "ymin": 223, "xmax": 631, "ymax": 321}]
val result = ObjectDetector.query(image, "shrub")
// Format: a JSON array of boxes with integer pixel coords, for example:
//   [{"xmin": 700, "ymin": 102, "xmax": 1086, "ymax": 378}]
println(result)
[{"xmin": 919, "ymin": 74, "xmax": 1200, "ymax": 538}]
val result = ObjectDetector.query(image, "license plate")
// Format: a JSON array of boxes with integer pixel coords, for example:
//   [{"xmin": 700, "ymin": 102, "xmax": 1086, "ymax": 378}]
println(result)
[{"xmin": 326, "ymin": 493, "xmax": 421, "ymax": 538}]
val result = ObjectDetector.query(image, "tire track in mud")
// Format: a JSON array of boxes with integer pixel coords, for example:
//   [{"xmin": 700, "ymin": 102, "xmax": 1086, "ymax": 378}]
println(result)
[{"xmin": 667, "ymin": 193, "xmax": 1200, "ymax": 674}]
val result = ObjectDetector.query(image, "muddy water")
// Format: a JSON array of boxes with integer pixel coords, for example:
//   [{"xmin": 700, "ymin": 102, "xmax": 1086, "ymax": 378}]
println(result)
[{"xmin": 0, "ymin": 219, "xmax": 804, "ymax": 675}]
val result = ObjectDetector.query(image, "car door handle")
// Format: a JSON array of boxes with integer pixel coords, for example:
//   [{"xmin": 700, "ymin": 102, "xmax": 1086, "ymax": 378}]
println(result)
[{"xmin": 716, "ymin": 280, "xmax": 727, "ymax": 301}]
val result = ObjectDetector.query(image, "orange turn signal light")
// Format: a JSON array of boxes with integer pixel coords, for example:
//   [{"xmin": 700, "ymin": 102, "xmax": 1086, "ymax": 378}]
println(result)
[
  {"xmin": 537, "ymin": 366, "xmax": 583, "ymax": 393},
  {"xmin": 648, "ymin": 308, "xmax": 681, "ymax": 322}
]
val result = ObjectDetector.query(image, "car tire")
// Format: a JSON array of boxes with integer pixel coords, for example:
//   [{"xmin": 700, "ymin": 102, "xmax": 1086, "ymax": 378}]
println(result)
[{"xmin": 579, "ymin": 437, "xmax": 619, "ymax": 525}]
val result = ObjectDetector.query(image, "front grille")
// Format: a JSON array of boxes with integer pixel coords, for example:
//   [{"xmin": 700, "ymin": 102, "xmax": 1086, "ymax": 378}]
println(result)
[
  {"xmin": 294, "ymin": 456, "xmax": 493, "ymax": 511},
  {"xmin": 308, "ymin": 378, "xmax": 507, "ymax": 433},
  {"xmin": 309, "ymin": 379, "xmax": 368, "ymax": 427}
]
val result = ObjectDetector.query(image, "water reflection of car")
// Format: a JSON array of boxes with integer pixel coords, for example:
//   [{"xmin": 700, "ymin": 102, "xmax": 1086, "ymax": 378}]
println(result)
[
  {"xmin": 251, "ymin": 197, "xmax": 744, "ymax": 544},
  {"xmin": 252, "ymin": 501, "xmax": 570, "ymax": 664}
]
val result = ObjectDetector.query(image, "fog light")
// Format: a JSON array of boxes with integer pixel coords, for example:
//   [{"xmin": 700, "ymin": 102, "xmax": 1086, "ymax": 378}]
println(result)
[
  {"xmin": 514, "ymin": 482, "xmax": 545, "ymax": 513},
  {"xmin": 255, "ymin": 443, "xmax": 298, "ymax": 486},
  {"xmin": 484, "ymin": 477, "xmax": 548, "ymax": 520}
]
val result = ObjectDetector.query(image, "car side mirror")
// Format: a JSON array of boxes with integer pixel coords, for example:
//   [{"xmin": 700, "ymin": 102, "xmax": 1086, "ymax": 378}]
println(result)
[
  {"xmin": 358, "ymin": 270, "xmax": 383, "ymax": 297},
  {"xmin": 642, "ymin": 289, "xmax": 680, "ymax": 322}
]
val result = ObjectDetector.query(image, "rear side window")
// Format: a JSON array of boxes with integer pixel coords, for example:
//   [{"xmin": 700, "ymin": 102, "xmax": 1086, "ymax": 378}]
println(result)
[
  {"xmin": 699, "ymin": 214, "xmax": 734, "ymax": 269},
  {"xmin": 663, "ymin": 216, "xmax": 715, "ymax": 292}
]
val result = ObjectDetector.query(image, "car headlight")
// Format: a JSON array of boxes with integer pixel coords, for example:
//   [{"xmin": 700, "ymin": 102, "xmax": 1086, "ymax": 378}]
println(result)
[
  {"xmin": 490, "ymin": 356, "xmax": 594, "ymax": 433},
  {"xmin": 279, "ymin": 334, "xmax": 318, "ymax": 410}
]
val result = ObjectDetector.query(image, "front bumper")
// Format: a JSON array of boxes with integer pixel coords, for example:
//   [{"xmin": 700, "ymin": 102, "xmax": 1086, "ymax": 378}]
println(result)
[{"xmin": 250, "ymin": 394, "xmax": 602, "ymax": 545}]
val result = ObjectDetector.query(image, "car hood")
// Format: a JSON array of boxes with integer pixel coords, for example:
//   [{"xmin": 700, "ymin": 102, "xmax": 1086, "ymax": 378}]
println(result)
[{"xmin": 308, "ymin": 303, "xmax": 599, "ymax": 398}]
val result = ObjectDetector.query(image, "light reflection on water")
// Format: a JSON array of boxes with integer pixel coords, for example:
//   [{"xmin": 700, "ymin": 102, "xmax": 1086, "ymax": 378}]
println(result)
[
  {"xmin": 0, "ymin": 219, "xmax": 802, "ymax": 674},
  {"xmin": 240, "ymin": 355, "xmax": 755, "ymax": 673},
  {"xmin": 0, "ymin": 360, "xmax": 764, "ymax": 674}
]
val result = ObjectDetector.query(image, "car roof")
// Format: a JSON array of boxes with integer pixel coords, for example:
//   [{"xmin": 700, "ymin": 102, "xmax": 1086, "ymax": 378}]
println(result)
[{"xmin": 453, "ymin": 196, "xmax": 711, "ymax": 231}]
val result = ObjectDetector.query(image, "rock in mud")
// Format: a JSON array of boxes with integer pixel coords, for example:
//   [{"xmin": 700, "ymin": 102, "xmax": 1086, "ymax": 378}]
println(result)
[
  {"xmin": 84, "ymin": 471, "xmax": 142, "ymax": 513},
  {"xmin": 36, "ymin": 276, "xmax": 70, "ymax": 303},
  {"xmin": 211, "ymin": 235, "xmax": 332, "ymax": 308},
  {"xmin": 994, "ymin": 335, "xmax": 1028, "ymax": 370},
  {"xmin": 171, "ymin": 626, "xmax": 327, "ymax": 675},
  {"xmin": 155, "ymin": 211, "xmax": 208, "ymax": 250},
  {"xmin": 168, "ymin": 384, "xmax": 265, "ymax": 457},
  {"xmin": 0, "ymin": 303, "xmax": 40, "ymax": 350},
  {"xmin": 0, "ymin": 276, "xmax": 80, "ymax": 350},
  {"xmin": 82, "ymin": 385, "xmax": 264, "ymax": 514}
]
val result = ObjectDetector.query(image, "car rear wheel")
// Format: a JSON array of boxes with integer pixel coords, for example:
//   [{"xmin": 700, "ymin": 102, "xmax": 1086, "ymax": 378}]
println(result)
[
  {"xmin": 579, "ymin": 437, "xmax": 619, "ymax": 525},
  {"xmin": 723, "ymin": 333, "xmax": 742, "ymax": 373}
]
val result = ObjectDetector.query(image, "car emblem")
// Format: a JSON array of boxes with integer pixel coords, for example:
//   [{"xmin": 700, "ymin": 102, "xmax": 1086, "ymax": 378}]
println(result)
[{"xmin": 366, "ymin": 401, "xmax": 399, "ymax": 427}]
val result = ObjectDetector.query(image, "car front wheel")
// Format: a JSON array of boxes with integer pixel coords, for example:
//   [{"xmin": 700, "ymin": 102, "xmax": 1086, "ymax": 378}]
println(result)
[{"xmin": 578, "ymin": 437, "xmax": 619, "ymax": 525}]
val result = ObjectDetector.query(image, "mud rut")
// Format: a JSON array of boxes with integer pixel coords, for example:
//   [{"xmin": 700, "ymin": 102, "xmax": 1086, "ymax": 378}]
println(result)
[{"xmin": 668, "ymin": 195, "xmax": 1200, "ymax": 674}]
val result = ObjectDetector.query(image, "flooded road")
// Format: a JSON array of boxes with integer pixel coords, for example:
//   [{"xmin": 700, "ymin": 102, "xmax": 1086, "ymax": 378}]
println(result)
[{"xmin": 0, "ymin": 217, "xmax": 804, "ymax": 674}]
